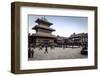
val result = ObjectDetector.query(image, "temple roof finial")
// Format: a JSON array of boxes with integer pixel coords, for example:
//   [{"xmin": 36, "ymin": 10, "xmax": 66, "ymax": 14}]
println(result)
[{"xmin": 41, "ymin": 16, "xmax": 48, "ymax": 22}]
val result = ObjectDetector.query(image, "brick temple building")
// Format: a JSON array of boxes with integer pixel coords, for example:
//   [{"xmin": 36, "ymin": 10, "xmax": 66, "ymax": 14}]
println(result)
[
  {"xmin": 69, "ymin": 33, "xmax": 88, "ymax": 45},
  {"xmin": 29, "ymin": 17, "xmax": 56, "ymax": 47},
  {"xmin": 64, "ymin": 33, "xmax": 88, "ymax": 47}
]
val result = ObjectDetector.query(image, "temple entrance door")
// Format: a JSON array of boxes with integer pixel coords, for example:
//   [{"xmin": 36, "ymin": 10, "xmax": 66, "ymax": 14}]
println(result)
[
  {"xmin": 44, "ymin": 40, "xmax": 49, "ymax": 43},
  {"xmin": 44, "ymin": 40, "xmax": 49, "ymax": 45}
]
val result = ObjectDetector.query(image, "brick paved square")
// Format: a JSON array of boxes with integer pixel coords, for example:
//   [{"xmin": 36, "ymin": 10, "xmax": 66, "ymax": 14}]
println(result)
[{"xmin": 29, "ymin": 47, "xmax": 87, "ymax": 60}]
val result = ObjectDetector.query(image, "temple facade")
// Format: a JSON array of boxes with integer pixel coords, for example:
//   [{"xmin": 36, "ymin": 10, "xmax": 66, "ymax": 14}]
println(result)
[
  {"xmin": 64, "ymin": 33, "xmax": 88, "ymax": 47},
  {"xmin": 30, "ymin": 17, "xmax": 56, "ymax": 47}
]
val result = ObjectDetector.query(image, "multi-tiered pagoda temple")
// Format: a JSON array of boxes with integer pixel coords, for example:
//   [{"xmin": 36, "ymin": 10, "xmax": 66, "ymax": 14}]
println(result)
[{"xmin": 32, "ymin": 17, "xmax": 56, "ymax": 46}]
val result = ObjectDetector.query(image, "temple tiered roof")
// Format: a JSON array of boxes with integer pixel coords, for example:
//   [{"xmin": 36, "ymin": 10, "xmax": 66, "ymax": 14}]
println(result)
[
  {"xmin": 32, "ymin": 25, "xmax": 55, "ymax": 31},
  {"xmin": 32, "ymin": 33, "xmax": 56, "ymax": 38},
  {"xmin": 32, "ymin": 17, "xmax": 56, "ymax": 39},
  {"xmin": 35, "ymin": 17, "xmax": 53, "ymax": 25}
]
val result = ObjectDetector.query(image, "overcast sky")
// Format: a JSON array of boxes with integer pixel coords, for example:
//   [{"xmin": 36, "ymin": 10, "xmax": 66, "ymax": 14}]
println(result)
[{"xmin": 28, "ymin": 15, "xmax": 88, "ymax": 37}]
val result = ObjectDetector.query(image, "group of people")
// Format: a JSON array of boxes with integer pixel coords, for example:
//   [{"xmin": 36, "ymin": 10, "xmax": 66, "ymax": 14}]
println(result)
[
  {"xmin": 28, "ymin": 43, "xmax": 50, "ymax": 58},
  {"xmin": 39, "ymin": 43, "xmax": 49, "ymax": 53}
]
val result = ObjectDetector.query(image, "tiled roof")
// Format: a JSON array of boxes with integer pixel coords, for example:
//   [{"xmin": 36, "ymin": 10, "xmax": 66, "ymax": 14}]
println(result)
[
  {"xmin": 70, "ymin": 33, "xmax": 88, "ymax": 38},
  {"xmin": 32, "ymin": 25, "xmax": 55, "ymax": 31},
  {"xmin": 35, "ymin": 18, "xmax": 53, "ymax": 25},
  {"xmin": 32, "ymin": 33, "xmax": 56, "ymax": 38}
]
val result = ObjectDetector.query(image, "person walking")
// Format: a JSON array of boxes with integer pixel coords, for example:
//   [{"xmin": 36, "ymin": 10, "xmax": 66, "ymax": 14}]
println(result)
[
  {"xmin": 44, "ymin": 43, "xmax": 48, "ymax": 53},
  {"xmin": 28, "ymin": 47, "xmax": 31, "ymax": 58},
  {"xmin": 39, "ymin": 44, "xmax": 43, "ymax": 50},
  {"xmin": 31, "ymin": 47, "xmax": 34, "ymax": 58}
]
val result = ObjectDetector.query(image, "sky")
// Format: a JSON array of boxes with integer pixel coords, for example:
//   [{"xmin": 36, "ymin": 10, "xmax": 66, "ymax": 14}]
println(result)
[{"xmin": 28, "ymin": 15, "xmax": 88, "ymax": 37}]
